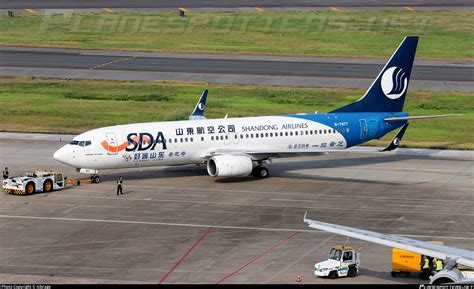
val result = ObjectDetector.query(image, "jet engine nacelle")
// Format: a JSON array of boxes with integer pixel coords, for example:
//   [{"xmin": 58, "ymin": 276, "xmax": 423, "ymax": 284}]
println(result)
[
  {"xmin": 207, "ymin": 155, "xmax": 253, "ymax": 177},
  {"xmin": 430, "ymin": 268, "xmax": 469, "ymax": 284}
]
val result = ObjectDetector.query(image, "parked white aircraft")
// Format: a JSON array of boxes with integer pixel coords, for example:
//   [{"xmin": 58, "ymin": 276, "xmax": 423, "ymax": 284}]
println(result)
[
  {"xmin": 303, "ymin": 213, "xmax": 474, "ymax": 284},
  {"xmin": 53, "ymin": 36, "xmax": 457, "ymax": 182}
]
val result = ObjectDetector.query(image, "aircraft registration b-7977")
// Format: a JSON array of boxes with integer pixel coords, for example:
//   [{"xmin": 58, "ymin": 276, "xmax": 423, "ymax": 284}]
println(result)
[{"xmin": 53, "ymin": 36, "xmax": 458, "ymax": 182}]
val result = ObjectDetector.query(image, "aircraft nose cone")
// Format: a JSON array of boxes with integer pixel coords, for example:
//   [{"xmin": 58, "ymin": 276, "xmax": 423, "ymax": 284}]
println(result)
[{"xmin": 53, "ymin": 146, "xmax": 70, "ymax": 165}]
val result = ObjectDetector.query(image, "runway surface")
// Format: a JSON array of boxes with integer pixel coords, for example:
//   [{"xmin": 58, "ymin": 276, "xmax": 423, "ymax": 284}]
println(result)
[
  {"xmin": 2, "ymin": 50, "xmax": 473, "ymax": 82},
  {"xmin": 0, "ymin": 136, "xmax": 472, "ymax": 284},
  {"xmin": 2, "ymin": 47, "xmax": 473, "ymax": 91},
  {"xmin": 1, "ymin": 0, "xmax": 472, "ymax": 9}
]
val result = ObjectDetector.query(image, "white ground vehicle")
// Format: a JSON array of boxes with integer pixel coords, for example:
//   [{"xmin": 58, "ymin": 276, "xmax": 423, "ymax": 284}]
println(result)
[
  {"xmin": 314, "ymin": 246, "xmax": 360, "ymax": 279},
  {"xmin": 3, "ymin": 171, "xmax": 65, "ymax": 195}
]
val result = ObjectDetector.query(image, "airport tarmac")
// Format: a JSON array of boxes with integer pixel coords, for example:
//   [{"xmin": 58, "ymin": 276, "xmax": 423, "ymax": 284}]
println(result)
[{"xmin": 0, "ymin": 137, "xmax": 473, "ymax": 284}]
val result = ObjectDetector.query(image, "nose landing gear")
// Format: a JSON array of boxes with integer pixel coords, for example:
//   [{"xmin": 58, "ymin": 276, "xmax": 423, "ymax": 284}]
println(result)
[{"xmin": 90, "ymin": 174, "xmax": 101, "ymax": 183}]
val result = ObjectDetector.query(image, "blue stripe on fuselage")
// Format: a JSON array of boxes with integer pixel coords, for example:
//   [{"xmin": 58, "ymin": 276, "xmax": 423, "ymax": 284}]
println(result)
[{"xmin": 286, "ymin": 112, "xmax": 408, "ymax": 148}]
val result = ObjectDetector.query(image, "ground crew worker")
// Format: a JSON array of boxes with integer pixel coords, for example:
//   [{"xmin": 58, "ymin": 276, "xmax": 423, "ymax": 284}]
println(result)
[
  {"xmin": 435, "ymin": 258, "xmax": 444, "ymax": 272},
  {"xmin": 2, "ymin": 167, "xmax": 9, "ymax": 179},
  {"xmin": 421, "ymin": 255, "xmax": 431, "ymax": 280},
  {"xmin": 116, "ymin": 176, "xmax": 123, "ymax": 195}
]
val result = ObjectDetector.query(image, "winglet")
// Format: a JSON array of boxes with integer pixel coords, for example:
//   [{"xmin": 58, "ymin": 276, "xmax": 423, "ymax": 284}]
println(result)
[
  {"xmin": 303, "ymin": 211, "xmax": 309, "ymax": 223},
  {"xmin": 380, "ymin": 122, "xmax": 409, "ymax": 152},
  {"xmin": 189, "ymin": 90, "xmax": 208, "ymax": 120}
]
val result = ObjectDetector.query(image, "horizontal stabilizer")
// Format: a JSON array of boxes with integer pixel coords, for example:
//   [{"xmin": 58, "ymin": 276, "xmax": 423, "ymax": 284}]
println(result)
[
  {"xmin": 380, "ymin": 123, "xmax": 409, "ymax": 152},
  {"xmin": 384, "ymin": 114, "xmax": 461, "ymax": 122}
]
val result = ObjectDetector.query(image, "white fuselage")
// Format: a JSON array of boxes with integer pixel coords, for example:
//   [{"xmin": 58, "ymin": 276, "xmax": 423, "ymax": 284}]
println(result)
[{"xmin": 53, "ymin": 115, "xmax": 348, "ymax": 171}]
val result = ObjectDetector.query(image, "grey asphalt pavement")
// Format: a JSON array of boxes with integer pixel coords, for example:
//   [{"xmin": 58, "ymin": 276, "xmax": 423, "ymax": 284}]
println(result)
[
  {"xmin": 1, "ymin": 47, "xmax": 472, "ymax": 91},
  {"xmin": 0, "ymin": 136, "xmax": 473, "ymax": 284}
]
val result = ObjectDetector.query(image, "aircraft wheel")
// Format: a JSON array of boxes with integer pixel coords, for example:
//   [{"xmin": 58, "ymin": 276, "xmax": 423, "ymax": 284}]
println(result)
[
  {"xmin": 252, "ymin": 166, "xmax": 269, "ymax": 178},
  {"xmin": 91, "ymin": 175, "xmax": 100, "ymax": 183}
]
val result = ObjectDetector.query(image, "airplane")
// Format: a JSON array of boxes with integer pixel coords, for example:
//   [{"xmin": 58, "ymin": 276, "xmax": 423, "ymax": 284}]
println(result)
[
  {"xmin": 53, "ymin": 36, "xmax": 458, "ymax": 182},
  {"xmin": 303, "ymin": 213, "xmax": 474, "ymax": 284}
]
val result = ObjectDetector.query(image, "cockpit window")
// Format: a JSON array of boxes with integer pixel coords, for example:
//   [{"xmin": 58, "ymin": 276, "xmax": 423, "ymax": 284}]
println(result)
[{"xmin": 70, "ymin": 140, "xmax": 92, "ymax": 147}]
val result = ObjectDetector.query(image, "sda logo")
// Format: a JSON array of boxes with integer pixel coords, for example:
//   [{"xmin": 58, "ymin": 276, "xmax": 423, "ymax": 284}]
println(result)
[{"xmin": 381, "ymin": 66, "xmax": 408, "ymax": 100}]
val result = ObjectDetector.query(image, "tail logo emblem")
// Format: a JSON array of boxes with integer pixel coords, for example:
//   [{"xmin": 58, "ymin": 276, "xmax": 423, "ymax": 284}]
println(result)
[
  {"xmin": 381, "ymin": 66, "xmax": 408, "ymax": 100},
  {"xmin": 198, "ymin": 103, "xmax": 205, "ymax": 110}
]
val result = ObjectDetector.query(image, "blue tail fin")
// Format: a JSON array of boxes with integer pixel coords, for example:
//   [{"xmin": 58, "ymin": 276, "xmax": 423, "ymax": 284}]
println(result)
[
  {"xmin": 331, "ymin": 36, "xmax": 418, "ymax": 113},
  {"xmin": 189, "ymin": 90, "xmax": 208, "ymax": 120}
]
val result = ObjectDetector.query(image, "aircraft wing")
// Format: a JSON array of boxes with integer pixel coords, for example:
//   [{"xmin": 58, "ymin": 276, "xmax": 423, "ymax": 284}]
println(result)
[
  {"xmin": 303, "ymin": 213, "xmax": 474, "ymax": 268},
  {"xmin": 203, "ymin": 142, "xmax": 406, "ymax": 160},
  {"xmin": 204, "ymin": 148, "xmax": 340, "ymax": 160}
]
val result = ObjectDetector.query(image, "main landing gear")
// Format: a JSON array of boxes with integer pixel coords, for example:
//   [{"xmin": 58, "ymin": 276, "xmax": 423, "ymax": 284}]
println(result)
[
  {"xmin": 252, "ymin": 166, "xmax": 269, "ymax": 178},
  {"xmin": 90, "ymin": 174, "xmax": 101, "ymax": 183}
]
